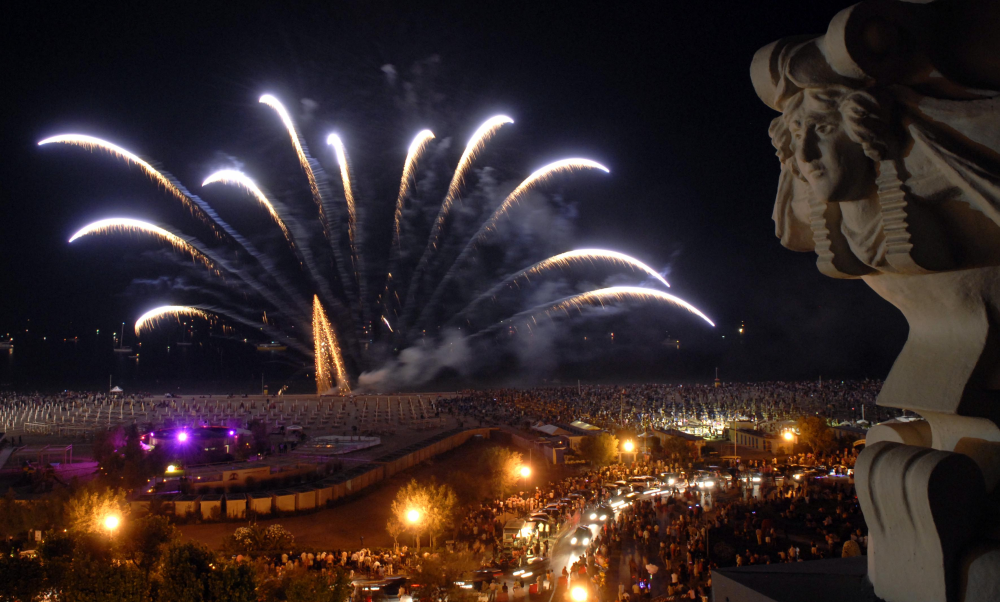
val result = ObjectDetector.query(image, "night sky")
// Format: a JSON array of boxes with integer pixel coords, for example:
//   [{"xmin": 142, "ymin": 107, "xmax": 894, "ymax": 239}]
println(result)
[{"xmin": 0, "ymin": 1, "xmax": 907, "ymax": 391}]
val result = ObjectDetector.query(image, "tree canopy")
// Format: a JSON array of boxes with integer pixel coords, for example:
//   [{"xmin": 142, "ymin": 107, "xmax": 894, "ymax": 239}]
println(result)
[
  {"xmin": 579, "ymin": 432, "xmax": 619, "ymax": 466},
  {"xmin": 797, "ymin": 416, "xmax": 836, "ymax": 454}
]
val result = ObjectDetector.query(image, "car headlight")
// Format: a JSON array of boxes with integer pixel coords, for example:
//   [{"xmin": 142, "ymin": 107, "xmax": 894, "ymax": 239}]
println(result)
[
  {"xmin": 794, "ymin": 474, "xmax": 801, "ymax": 480},
  {"xmin": 599, "ymin": 515, "xmax": 607, "ymax": 520},
  {"xmin": 752, "ymin": 477, "xmax": 761, "ymax": 482},
  {"xmin": 583, "ymin": 538, "xmax": 590, "ymax": 545},
  {"xmin": 571, "ymin": 537, "xmax": 577, "ymax": 544},
  {"xmin": 705, "ymin": 481, "xmax": 714, "ymax": 488},
  {"xmin": 667, "ymin": 478, "xmax": 675, "ymax": 485},
  {"xmin": 589, "ymin": 513, "xmax": 597, "ymax": 520}
]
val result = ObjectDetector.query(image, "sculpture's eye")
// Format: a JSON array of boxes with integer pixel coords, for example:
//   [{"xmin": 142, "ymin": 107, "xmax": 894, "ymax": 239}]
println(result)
[{"xmin": 816, "ymin": 124, "xmax": 835, "ymax": 135}]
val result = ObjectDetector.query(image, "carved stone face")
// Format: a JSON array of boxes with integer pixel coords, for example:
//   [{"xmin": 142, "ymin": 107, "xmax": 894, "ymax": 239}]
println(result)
[{"xmin": 788, "ymin": 92, "xmax": 875, "ymax": 203}]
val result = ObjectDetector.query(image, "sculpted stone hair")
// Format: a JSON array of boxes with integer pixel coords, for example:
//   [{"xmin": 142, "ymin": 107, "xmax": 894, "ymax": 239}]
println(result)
[{"xmin": 769, "ymin": 86, "xmax": 894, "ymax": 181}]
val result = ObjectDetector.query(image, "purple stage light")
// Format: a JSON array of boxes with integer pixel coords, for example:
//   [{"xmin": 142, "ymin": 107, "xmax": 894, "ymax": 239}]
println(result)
[
  {"xmin": 229, "ymin": 430, "xmax": 235, "ymax": 436},
  {"xmin": 177, "ymin": 431, "xmax": 188, "ymax": 442}
]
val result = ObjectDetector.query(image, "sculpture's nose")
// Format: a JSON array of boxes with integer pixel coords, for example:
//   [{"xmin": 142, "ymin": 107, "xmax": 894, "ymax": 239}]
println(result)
[{"xmin": 796, "ymin": 127, "xmax": 821, "ymax": 167}]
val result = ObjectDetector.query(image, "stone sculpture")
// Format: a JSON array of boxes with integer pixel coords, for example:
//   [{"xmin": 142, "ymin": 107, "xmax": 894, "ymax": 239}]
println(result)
[{"xmin": 751, "ymin": 1, "xmax": 1000, "ymax": 600}]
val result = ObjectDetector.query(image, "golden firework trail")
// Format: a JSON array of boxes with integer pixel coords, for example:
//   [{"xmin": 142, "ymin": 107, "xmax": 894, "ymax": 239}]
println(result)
[
  {"xmin": 69, "ymin": 218, "xmax": 214, "ymax": 270},
  {"xmin": 259, "ymin": 94, "xmax": 328, "ymax": 229},
  {"xmin": 414, "ymin": 159, "xmax": 609, "ymax": 329},
  {"xmin": 524, "ymin": 249, "xmax": 669, "ymax": 287},
  {"xmin": 481, "ymin": 286, "xmax": 715, "ymax": 338},
  {"xmin": 381, "ymin": 316, "xmax": 394, "ymax": 332},
  {"xmin": 38, "ymin": 134, "xmax": 218, "ymax": 230},
  {"xmin": 202, "ymin": 169, "xmax": 293, "ymax": 246},
  {"xmin": 430, "ymin": 115, "xmax": 513, "ymax": 248},
  {"xmin": 383, "ymin": 130, "xmax": 435, "ymax": 313},
  {"xmin": 447, "ymin": 249, "xmax": 671, "ymax": 327},
  {"xmin": 325, "ymin": 134, "xmax": 357, "ymax": 244},
  {"xmin": 401, "ymin": 116, "xmax": 512, "ymax": 326},
  {"xmin": 488, "ymin": 158, "xmax": 609, "ymax": 227},
  {"xmin": 313, "ymin": 295, "xmax": 351, "ymax": 394},
  {"xmin": 135, "ymin": 306, "xmax": 210, "ymax": 335},
  {"xmin": 394, "ymin": 129, "xmax": 435, "ymax": 240},
  {"xmin": 548, "ymin": 286, "xmax": 714, "ymax": 326}
]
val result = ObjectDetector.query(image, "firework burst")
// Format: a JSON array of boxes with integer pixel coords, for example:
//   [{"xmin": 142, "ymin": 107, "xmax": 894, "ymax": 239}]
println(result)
[
  {"xmin": 42, "ymin": 94, "xmax": 713, "ymax": 392},
  {"xmin": 135, "ymin": 306, "xmax": 210, "ymax": 335}
]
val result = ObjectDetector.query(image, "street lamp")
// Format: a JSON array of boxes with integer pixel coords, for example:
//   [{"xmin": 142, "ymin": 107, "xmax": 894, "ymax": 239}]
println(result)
[
  {"xmin": 783, "ymin": 431, "xmax": 794, "ymax": 441},
  {"xmin": 407, "ymin": 509, "xmax": 422, "ymax": 550},
  {"xmin": 623, "ymin": 439, "xmax": 635, "ymax": 464},
  {"xmin": 104, "ymin": 514, "xmax": 120, "ymax": 534},
  {"xmin": 519, "ymin": 465, "xmax": 531, "ymax": 491},
  {"xmin": 570, "ymin": 586, "xmax": 588, "ymax": 602}
]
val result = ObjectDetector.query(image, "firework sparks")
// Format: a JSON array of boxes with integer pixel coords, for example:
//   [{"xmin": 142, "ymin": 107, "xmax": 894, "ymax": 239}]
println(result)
[
  {"xmin": 413, "ymin": 160, "xmax": 609, "ymax": 328},
  {"xmin": 38, "ymin": 134, "xmax": 218, "ymax": 228},
  {"xmin": 490, "ymin": 158, "xmax": 609, "ymax": 226},
  {"xmin": 259, "ymin": 94, "xmax": 328, "ymax": 228},
  {"xmin": 325, "ymin": 134, "xmax": 357, "ymax": 241},
  {"xmin": 430, "ymin": 115, "xmax": 512, "ymax": 248},
  {"xmin": 395, "ymin": 129, "xmax": 435, "ymax": 240},
  {"xmin": 69, "ymin": 218, "xmax": 214, "ymax": 270},
  {"xmin": 313, "ymin": 295, "xmax": 351, "ymax": 394},
  {"xmin": 135, "ymin": 306, "xmax": 210, "ymax": 335},
  {"xmin": 482, "ymin": 286, "xmax": 715, "ymax": 337},
  {"xmin": 447, "ymin": 249, "xmax": 671, "ymax": 327},
  {"xmin": 531, "ymin": 249, "xmax": 669, "ymax": 288},
  {"xmin": 400, "ymin": 116, "xmax": 513, "ymax": 326},
  {"xmin": 46, "ymin": 100, "xmax": 716, "ymax": 393},
  {"xmin": 549, "ymin": 286, "xmax": 714, "ymax": 326},
  {"xmin": 203, "ymin": 170, "xmax": 293, "ymax": 245}
]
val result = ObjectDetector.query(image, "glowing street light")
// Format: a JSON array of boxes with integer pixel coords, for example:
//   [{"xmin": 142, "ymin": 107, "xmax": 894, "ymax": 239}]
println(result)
[
  {"xmin": 166, "ymin": 465, "xmax": 177, "ymax": 473},
  {"xmin": 104, "ymin": 514, "xmax": 121, "ymax": 533},
  {"xmin": 520, "ymin": 466, "xmax": 531, "ymax": 478},
  {"xmin": 570, "ymin": 586, "xmax": 588, "ymax": 602},
  {"xmin": 177, "ymin": 431, "xmax": 188, "ymax": 442},
  {"xmin": 406, "ymin": 509, "xmax": 422, "ymax": 550},
  {"xmin": 783, "ymin": 431, "xmax": 795, "ymax": 441},
  {"xmin": 623, "ymin": 440, "xmax": 634, "ymax": 453}
]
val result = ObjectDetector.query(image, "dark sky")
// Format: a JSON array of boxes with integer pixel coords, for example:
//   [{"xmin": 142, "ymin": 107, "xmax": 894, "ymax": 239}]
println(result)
[{"xmin": 0, "ymin": 1, "xmax": 908, "ymax": 390}]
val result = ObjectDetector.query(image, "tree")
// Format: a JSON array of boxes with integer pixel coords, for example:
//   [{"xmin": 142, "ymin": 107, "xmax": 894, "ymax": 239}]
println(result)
[
  {"xmin": 223, "ymin": 524, "xmax": 294, "ymax": 557},
  {"xmin": 65, "ymin": 487, "xmax": 130, "ymax": 536},
  {"xmin": 660, "ymin": 435, "xmax": 694, "ymax": 460},
  {"xmin": 390, "ymin": 479, "xmax": 432, "ymax": 549},
  {"xmin": 247, "ymin": 420, "xmax": 270, "ymax": 455},
  {"xmin": 0, "ymin": 554, "xmax": 46, "ymax": 602},
  {"xmin": 206, "ymin": 563, "xmax": 257, "ymax": 602},
  {"xmin": 481, "ymin": 447, "xmax": 523, "ymax": 498},
  {"xmin": 426, "ymin": 482, "xmax": 458, "ymax": 548},
  {"xmin": 797, "ymin": 416, "xmax": 836, "ymax": 454},
  {"xmin": 406, "ymin": 552, "xmax": 480, "ymax": 602},
  {"xmin": 63, "ymin": 555, "xmax": 150, "ymax": 602},
  {"xmin": 0, "ymin": 489, "xmax": 27, "ymax": 540},
  {"xmin": 121, "ymin": 515, "xmax": 178, "ymax": 576},
  {"xmin": 93, "ymin": 425, "xmax": 167, "ymax": 489},
  {"xmin": 388, "ymin": 479, "xmax": 457, "ymax": 549},
  {"xmin": 579, "ymin": 433, "xmax": 619, "ymax": 466},
  {"xmin": 260, "ymin": 566, "xmax": 350, "ymax": 602},
  {"xmin": 386, "ymin": 518, "xmax": 405, "ymax": 550},
  {"xmin": 158, "ymin": 541, "xmax": 215, "ymax": 602}
]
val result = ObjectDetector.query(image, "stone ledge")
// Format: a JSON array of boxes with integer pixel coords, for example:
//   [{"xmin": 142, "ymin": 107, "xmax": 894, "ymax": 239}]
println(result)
[{"xmin": 712, "ymin": 557, "xmax": 881, "ymax": 602}]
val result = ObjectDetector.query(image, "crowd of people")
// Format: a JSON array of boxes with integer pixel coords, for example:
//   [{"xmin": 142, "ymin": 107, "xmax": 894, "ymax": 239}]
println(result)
[
  {"xmin": 445, "ymin": 380, "xmax": 890, "ymax": 436},
  {"xmin": 436, "ymin": 443, "xmax": 864, "ymax": 602}
]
